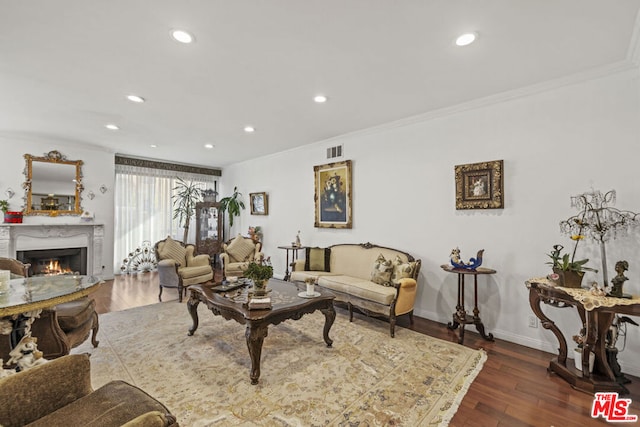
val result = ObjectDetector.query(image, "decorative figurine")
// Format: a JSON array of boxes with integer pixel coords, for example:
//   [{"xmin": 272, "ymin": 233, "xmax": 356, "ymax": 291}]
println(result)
[
  {"xmin": 450, "ymin": 247, "xmax": 484, "ymax": 270},
  {"xmin": 608, "ymin": 260, "xmax": 630, "ymax": 298},
  {"xmin": 7, "ymin": 334, "xmax": 48, "ymax": 372},
  {"xmin": 295, "ymin": 230, "xmax": 301, "ymax": 248}
]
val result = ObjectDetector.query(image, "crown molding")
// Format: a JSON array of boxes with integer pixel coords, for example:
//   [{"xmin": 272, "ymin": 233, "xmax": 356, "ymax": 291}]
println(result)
[{"xmin": 315, "ymin": 60, "xmax": 638, "ymax": 147}]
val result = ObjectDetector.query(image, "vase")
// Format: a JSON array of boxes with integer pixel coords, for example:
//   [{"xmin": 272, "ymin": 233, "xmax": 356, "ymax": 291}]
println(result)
[
  {"xmin": 253, "ymin": 278, "xmax": 269, "ymax": 296},
  {"xmin": 573, "ymin": 348, "xmax": 595, "ymax": 373},
  {"xmin": 552, "ymin": 268, "xmax": 584, "ymax": 288}
]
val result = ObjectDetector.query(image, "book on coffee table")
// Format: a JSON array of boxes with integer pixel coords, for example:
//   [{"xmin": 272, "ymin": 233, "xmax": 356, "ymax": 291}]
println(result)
[{"xmin": 248, "ymin": 297, "xmax": 272, "ymax": 310}]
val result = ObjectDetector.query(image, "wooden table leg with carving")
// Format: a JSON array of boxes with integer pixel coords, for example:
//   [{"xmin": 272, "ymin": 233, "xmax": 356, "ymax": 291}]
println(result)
[
  {"xmin": 246, "ymin": 323, "xmax": 268, "ymax": 385},
  {"xmin": 320, "ymin": 304, "xmax": 336, "ymax": 347}
]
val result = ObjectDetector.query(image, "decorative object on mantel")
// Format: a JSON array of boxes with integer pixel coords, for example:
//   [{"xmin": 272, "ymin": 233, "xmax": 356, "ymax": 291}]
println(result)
[
  {"xmin": 120, "ymin": 240, "xmax": 157, "ymax": 274},
  {"xmin": 4, "ymin": 188, "xmax": 14, "ymax": 199},
  {"xmin": 559, "ymin": 189, "xmax": 639, "ymax": 296},
  {"xmin": 99, "ymin": 184, "xmax": 107, "ymax": 194},
  {"xmin": 80, "ymin": 211, "xmax": 95, "ymax": 222},
  {"xmin": 449, "ymin": 247, "xmax": 484, "ymax": 270},
  {"xmin": 1, "ymin": 199, "xmax": 23, "ymax": 224},
  {"xmin": 454, "ymin": 159, "xmax": 504, "ymax": 210}
]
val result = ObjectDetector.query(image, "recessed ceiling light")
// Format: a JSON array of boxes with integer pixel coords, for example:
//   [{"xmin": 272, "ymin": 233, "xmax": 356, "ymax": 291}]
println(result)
[
  {"xmin": 314, "ymin": 95, "xmax": 328, "ymax": 103},
  {"xmin": 127, "ymin": 94, "xmax": 145, "ymax": 103},
  {"xmin": 204, "ymin": 143, "xmax": 214, "ymax": 149},
  {"xmin": 150, "ymin": 144, "xmax": 157, "ymax": 148},
  {"xmin": 105, "ymin": 124, "xmax": 119, "ymax": 130},
  {"xmin": 455, "ymin": 32, "xmax": 477, "ymax": 47},
  {"xmin": 171, "ymin": 29, "xmax": 194, "ymax": 44},
  {"xmin": 244, "ymin": 126, "xmax": 255, "ymax": 133}
]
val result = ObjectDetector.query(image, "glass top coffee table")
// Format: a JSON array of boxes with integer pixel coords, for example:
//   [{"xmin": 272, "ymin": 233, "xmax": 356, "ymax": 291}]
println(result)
[
  {"xmin": 187, "ymin": 278, "xmax": 335, "ymax": 384},
  {"xmin": 0, "ymin": 275, "xmax": 103, "ymax": 350}
]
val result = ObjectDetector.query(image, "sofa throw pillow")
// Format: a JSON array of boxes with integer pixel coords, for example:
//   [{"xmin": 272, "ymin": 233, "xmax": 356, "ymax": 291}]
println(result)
[
  {"xmin": 304, "ymin": 247, "xmax": 331, "ymax": 272},
  {"xmin": 226, "ymin": 234, "xmax": 256, "ymax": 262},
  {"xmin": 371, "ymin": 253, "xmax": 394, "ymax": 286},
  {"xmin": 159, "ymin": 236, "xmax": 187, "ymax": 266},
  {"xmin": 391, "ymin": 255, "xmax": 416, "ymax": 285}
]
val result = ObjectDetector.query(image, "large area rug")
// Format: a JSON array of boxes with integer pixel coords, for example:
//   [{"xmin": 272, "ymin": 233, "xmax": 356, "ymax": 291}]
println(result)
[{"xmin": 73, "ymin": 302, "xmax": 486, "ymax": 426}]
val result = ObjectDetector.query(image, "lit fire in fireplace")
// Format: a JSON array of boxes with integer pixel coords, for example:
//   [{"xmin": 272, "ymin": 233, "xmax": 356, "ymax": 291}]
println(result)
[{"xmin": 42, "ymin": 259, "xmax": 73, "ymax": 275}]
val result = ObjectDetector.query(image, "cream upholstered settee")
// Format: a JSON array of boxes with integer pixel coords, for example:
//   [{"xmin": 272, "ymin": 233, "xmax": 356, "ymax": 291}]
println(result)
[
  {"xmin": 154, "ymin": 236, "xmax": 213, "ymax": 302},
  {"xmin": 0, "ymin": 353, "xmax": 178, "ymax": 427},
  {"xmin": 291, "ymin": 243, "xmax": 421, "ymax": 337},
  {"xmin": 220, "ymin": 234, "xmax": 264, "ymax": 279}
]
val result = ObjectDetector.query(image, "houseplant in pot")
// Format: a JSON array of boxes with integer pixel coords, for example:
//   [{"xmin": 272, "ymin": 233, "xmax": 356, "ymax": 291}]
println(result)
[
  {"xmin": 172, "ymin": 177, "xmax": 204, "ymax": 243},
  {"xmin": 219, "ymin": 187, "xmax": 245, "ymax": 239},
  {"xmin": 546, "ymin": 241, "xmax": 597, "ymax": 288},
  {"xmin": 244, "ymin": 260, "xmax": 273, "ymax": 296}
]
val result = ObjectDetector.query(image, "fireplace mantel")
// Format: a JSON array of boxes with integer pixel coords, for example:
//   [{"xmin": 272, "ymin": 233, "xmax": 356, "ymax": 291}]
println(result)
[{"xmin": 0, "ymin": 223, "xmax": 104, "ymax": 276}]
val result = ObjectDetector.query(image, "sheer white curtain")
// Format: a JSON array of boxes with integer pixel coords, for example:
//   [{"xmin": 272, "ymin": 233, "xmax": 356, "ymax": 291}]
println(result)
[{"xmin": 114, "ymin": 163, "xmax": 217, "ymax": 274}]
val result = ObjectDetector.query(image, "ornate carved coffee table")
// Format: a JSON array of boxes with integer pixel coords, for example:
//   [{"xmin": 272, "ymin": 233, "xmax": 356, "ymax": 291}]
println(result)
[{"xmin": 187, "ymin": 278, "xmax": 335, "ymax": 384}]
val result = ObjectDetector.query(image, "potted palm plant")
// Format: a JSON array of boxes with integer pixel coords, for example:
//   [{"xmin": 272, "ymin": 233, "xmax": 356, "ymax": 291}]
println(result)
[{"xmin": 172, "ymin": 178, "xmax": 204, "ymax": 243}]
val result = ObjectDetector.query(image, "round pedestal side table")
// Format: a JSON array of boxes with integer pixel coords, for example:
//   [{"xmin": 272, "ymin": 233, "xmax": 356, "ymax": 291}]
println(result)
[{"xmin": 441, "ymin": 264, "xmax": 496, "ymax": 345}]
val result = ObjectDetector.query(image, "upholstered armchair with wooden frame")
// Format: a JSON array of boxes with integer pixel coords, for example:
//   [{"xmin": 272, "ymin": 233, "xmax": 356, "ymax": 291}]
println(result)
[
  {"xmin": 219, "ymin": 234, "xmax": 264, "ymax": 280},
  {"xmin": 154, "ymin": 236, "xmax": 213, "ymax": 302},
  {"xmin": 0, "ymin": 353, "xmax": 179, "ymax": 427},
  {"xmin": 0, "ymin": 258, "xmax": 100, "ymax": 363}
]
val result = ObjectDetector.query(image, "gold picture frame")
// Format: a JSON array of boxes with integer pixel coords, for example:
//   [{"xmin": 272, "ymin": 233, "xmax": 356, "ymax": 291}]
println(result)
[
  {"xmin": 455, "ymin": 160, "xmax": 504, "ymax": 209},
  {"xmin": 249, "ymin": 192, "xmax": 268, "ymax": 215},
  {"xmin": 314, "ymin": 160, "xmax": 352, "ymax": 228}
]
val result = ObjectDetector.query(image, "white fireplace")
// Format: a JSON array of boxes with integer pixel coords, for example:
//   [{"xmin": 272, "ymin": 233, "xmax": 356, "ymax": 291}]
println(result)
[{"xmin": 0, "ymin": 224, "xmax": 104, "ymax": 276}]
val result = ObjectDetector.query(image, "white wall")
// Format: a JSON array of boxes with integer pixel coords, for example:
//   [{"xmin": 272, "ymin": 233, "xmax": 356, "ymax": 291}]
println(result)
[
  {"xmin": 220, "ymin": 67, "xmax": 640, "ymax": 375},
  {"xmin": 0, "ymin": 137, "xmax": 115, "ymax": 279}
]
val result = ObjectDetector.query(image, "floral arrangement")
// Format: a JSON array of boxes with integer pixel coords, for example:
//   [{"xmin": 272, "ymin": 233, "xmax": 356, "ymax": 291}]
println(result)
[
  {"xmin": 546, "ymin": 241, "xmax": 597, "ymax": 274},
  {"xmin": 248, "ymin": 226, "xmax": 263, "ymax": 242},
  {"xmin": 244, "ymin": 259, "xmax": 273, "ymax": 282}
]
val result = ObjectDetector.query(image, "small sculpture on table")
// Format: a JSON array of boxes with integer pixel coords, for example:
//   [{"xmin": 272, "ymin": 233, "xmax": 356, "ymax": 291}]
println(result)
[
  {"xmin": 7, "ymin": 334, "xmax": 48, "ymax": 372},
  {"xmin": 608, "ymin": 260, "xmax": 630, "ymax": 298},
  {"xmin": 450, "ymin": 247, "xmax": 484, "ymax": 270}
]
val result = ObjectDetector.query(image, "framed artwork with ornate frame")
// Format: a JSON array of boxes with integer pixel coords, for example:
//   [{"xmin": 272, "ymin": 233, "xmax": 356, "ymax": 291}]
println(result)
[
  {"xmin": 455, "ymin": 159, "xmax": 504, "ymax": 210},
  {"xmin": 314, "ymin": 160, "xmax": 352, "ymax": 228},
  {"xmin": 249, "ymin": 192, "xmax": 268, "ymax": 215}
]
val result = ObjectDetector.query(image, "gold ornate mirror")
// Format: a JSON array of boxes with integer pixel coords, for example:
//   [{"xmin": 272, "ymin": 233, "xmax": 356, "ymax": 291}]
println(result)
[{"xmin": 23, "ymin": 150, "xmax": 84, "ymax": 216}]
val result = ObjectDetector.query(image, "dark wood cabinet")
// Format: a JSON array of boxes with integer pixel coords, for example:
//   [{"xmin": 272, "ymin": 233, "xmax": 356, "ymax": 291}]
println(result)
[{"xmin": 195, "ymin": 202, "xmax": 222, "ymax": 263}]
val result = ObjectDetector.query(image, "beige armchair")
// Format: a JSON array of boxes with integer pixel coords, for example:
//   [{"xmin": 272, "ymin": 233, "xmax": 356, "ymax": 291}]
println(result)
[
  {"xmin": 220, "ymin": 234, "xmax": 264, "ymax": 280},
  {"xmin": 0, "ymin": 353, "xmax": 178, "ymax": 427},
  {"xmin": 154, "ymin": 236, "xmax": 213, "ymax": 302}
]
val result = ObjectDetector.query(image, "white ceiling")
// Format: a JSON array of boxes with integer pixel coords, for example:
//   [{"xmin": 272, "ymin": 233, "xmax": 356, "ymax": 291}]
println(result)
[{"xmin": 1, "ymin": 1, "xmax": 639, "ymax": 168}]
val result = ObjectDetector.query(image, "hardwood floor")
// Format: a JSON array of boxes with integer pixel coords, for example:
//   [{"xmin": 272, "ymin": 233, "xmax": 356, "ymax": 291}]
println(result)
[{"xmin": 90, "ymin": 272, "xmax": 640, "ymax": 426}]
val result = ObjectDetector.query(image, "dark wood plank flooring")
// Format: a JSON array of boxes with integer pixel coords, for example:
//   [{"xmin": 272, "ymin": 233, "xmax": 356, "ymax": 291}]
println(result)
[{"xmin": 90, "ymin": 272, "xmax": 640, "ymax": 426}]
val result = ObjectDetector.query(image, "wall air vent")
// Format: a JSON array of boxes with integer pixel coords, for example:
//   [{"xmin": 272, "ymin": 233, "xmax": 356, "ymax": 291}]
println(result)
[{"xmin": 326, "ymin": 145, "xmax": 343, "ymax": 159}]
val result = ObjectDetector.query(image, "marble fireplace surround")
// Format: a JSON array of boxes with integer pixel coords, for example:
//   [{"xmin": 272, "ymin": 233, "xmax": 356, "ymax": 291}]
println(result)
[{"xmin": 0, "ymin": 224, "xmax": 104, "ymax": 276}]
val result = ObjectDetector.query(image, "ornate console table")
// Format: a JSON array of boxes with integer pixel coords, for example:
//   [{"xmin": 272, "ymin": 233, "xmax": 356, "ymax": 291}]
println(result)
[{"xmin": 526, "ymin": 278, "xmax": 640, "ymax": 394}]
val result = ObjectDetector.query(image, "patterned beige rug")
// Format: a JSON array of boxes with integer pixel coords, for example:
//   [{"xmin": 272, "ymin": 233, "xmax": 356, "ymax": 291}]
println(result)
[{"xmin": 73, "ymin": 302, "xmax": 486, "ymax": 426}]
